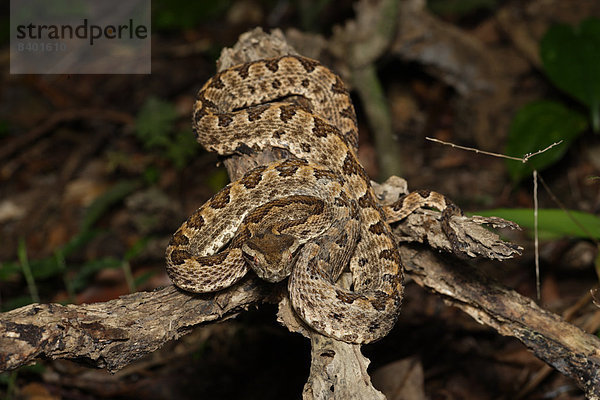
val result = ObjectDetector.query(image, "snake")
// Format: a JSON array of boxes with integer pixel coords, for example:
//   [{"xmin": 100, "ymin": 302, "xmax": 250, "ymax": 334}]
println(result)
[{"xmin": 166, "ymin": 55, "xmax": 461, "ymax": 344}]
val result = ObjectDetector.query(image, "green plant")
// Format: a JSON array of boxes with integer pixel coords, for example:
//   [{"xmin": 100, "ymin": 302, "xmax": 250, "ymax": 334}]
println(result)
[
  {"xmin": 476, "ymin": 209, "xmax": 600, "ymax": 240},
  {"xmin": 0, "ymin": 120, "xmax": 10, "ymax": 138},
  {"xmin": 506, "ymin": 17, "xmax": 600, "ymax": 183},
  {"xmin": 0, "ymin": 363, "xmax": 45, "ymax": 400},
  {"xmin": 505, "ymin": 101, "xmax": 588, "ymax": 182},
  {"xmin": 477, "ymin": 208, "xmax": 600, "ymax": 281},
  {"xmin": 0, "ymin": 180, "xmax": 141, "ymax": 311},
  {"xmin": 135, "ymin": 97, "xmax": 198, "ymax": 169},
  {"xmin": 541, "ymin": 18, "xmax": 600, "ymax": 133}
]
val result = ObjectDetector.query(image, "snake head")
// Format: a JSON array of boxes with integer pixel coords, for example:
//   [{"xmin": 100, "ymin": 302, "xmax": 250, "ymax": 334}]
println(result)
[{"xmin": 242, "ymin": 232, "xmax": 300, "ymax": 283}]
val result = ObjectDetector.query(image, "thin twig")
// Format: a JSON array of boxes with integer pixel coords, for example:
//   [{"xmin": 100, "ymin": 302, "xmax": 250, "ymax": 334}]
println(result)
[
  {"xmin": 425, "ymin": 137, "xmax": 524, "ymax": 161},
  {"xmin": 425, "ymin": 137, "xmax": 563, "ymax": 163},
  {"xmin": 522, "ymin": 141, "xmax": 563, "ymax": 163},
  {"xmin": 533, "ymin": 170, "xmax": 540, "ymax": 301},
  {"xmin": 425, "ymin": 137, "xmax": 568, "ymax": 304}
]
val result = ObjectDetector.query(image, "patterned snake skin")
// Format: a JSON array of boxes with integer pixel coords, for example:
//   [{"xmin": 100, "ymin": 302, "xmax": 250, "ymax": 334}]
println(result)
[{"xmin": 166, "ymin": 55, "xmax": 461, "ymax": 343}]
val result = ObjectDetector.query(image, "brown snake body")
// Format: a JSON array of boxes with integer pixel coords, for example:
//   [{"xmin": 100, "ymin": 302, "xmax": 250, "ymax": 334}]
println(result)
[{"xmin": 166, "ymin": 55, "xmax": 460, "ymax": 343}]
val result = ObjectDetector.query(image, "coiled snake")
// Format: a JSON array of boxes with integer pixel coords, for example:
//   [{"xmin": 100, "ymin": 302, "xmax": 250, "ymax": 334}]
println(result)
[{"xmin": 166, "ymin": 55, "xmax": 461, "ymax": 344}]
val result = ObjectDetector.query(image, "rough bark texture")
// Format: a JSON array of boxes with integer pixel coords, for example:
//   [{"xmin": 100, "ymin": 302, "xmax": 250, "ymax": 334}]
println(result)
[
  {"xmin": 2, "ymin": 244, "xmax": 599, "ymax": 397},
  {"xmin": 0, "ymin": 279, "xmax": 274, "ymax": 373},
  {"xmin": 1, "ymin": 27, "xmax": 599, "ymax": 400},
  {"xmin": 401, "ymin": 247, "xmax": 600, "ymax": 400}
]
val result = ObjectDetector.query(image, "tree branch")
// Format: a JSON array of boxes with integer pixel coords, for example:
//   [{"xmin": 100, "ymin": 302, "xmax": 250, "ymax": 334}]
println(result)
[
  {"xmin": 0, "ymin": 279, "xmax": 274, "ymax": 373},
  {"xmin": 2, "ymin": 244, "xmax": 599, "ymax": 397},
  {"xmin": 401, "ymin": 247, "xmax": 600, "ymax": 400}
]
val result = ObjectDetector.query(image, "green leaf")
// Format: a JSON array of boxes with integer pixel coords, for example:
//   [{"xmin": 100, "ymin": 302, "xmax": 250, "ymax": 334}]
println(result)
[
  {"xmin": 541, "ymin": 18, "xmax": 600, "ymax": 132},
  {"xmin": 71, "ymin": 258, "xmax": 121, "ymax": 292},
  {"xmin": 505, "ymin": 100, "xmax": 588, "ymax": 183},
  {"xmin": 0, "ymin": 261, "xmax": 21, "ymax": 280},
  {"xmin": 60, "ymin": 229, "xmax": 99, "ymax": 257},
  {"xmin": 143, "ymin": 166, "xmax": 161, "ymax": 185},
  {"xmin": 476, "ymin": 208, "xmax": 600, "ymax": 239},
  {"xmin": 0, "ymin": 296, "xmax": 36, "ymax": 312},
  {"xmin": 165, "ymin": 129, "xmax": 198, "ymax": 169},
  {"xmin": 136, "ymin": 97, "xmax": 179, "ymax": 149},
  {"xmin": 136, "ymin": 98, "xmax": 197, "ymax": 169},
  {"xmin": 1, "ymin": 181, "xmax": 140, "ymax": 286},
  {"xmin": 29, "ymin": 257, "xmax": 65, "ymax": 280},
  {"xmin": 124, "ymin": 237, "xmax": 150, "ymax": 261},
  {"xmin": 134, "ymin": 270, "xmax": 157, "ymax": 288},
  {"xmin": 0, "ymin": 119, "xmax": 10, "ymax": 138},
  {"xmin": 205, "ymin": 169, "xmax": 230, "ymax": 193},
  {"xmin": 81, "ymin": 180, "xmax": 141, "ymax": 232}
]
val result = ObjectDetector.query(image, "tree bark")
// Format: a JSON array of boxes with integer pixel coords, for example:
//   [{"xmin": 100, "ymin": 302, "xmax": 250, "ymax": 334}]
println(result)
[
  {"xmin": 0, "ymin": 279, "xmax": 274, "ymax": 373},
  {"xmin": 2, "ymin": 244, "xmax": 599, "ymax": 397}
]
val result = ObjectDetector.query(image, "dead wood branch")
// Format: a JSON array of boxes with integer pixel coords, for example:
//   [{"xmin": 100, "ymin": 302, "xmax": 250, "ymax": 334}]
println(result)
[
  {"xmin": 401, "ymin": 247, "xmax": 600, "ymax": 400},
  {"xmin": 2, "ymin": 242, "xmax": 599, "ymax": 397},
  {"xmin": 0, "ymin": 279, "xmax": 275, "ymax": 373}
]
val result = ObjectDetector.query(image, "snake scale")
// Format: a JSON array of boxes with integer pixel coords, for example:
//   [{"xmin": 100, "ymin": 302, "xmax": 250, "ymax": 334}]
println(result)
[{"xmin": 166, "ymin": 55, "xmax": 461, "ymax": 344}]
